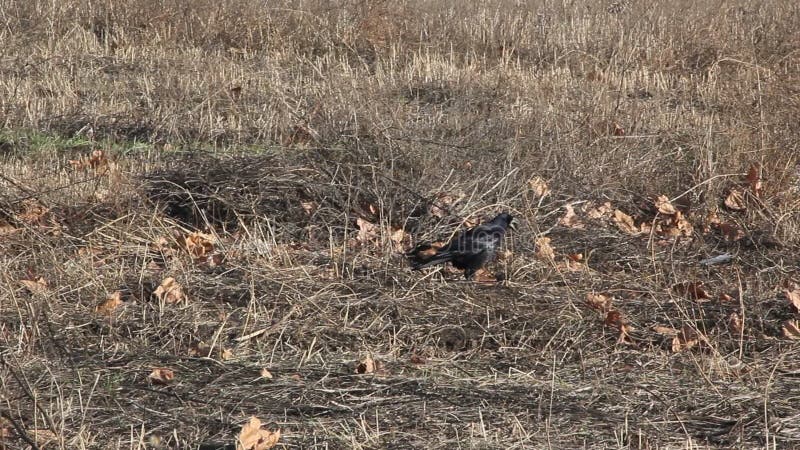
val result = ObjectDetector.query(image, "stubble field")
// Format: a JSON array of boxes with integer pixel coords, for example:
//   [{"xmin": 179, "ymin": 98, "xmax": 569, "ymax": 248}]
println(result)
[{"xmin": 2, "ymin": 0, "xmax": 800, "ymax": 448}]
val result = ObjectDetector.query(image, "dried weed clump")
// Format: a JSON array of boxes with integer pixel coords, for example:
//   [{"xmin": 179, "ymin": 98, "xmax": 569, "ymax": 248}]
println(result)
[{"xmin": 2, "ymin": 0, "xmax": 800, "ymax": 448}]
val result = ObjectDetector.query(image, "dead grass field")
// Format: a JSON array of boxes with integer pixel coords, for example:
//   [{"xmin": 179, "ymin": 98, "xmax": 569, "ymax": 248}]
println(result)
[{"xmin": 2, "ymin": 0, "xmax": 800, "ymax": 448}]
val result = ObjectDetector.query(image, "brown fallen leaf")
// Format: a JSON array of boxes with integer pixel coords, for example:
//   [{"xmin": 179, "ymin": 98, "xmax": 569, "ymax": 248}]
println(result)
[
  {"xmin": 237, "ymin": 416, "xmax": 280, "ymax": 450},
  {"xmin": 184, "ymin": 231, "xmax": 215, "ymax": 258},
  {"xmin": 785, "ymin": 282, "xmax": 800, "ymax": 313},
  {"xmin": 670, "ymin": 211, "xmax": 693, "ymax": 236},
  {"xmin": 188, "ymin": 341, "xmax": 211, "ymax": 357},
  {"xmin": 604, "ymin": 310, "xmax": 624, "ymax": 329},
  {"xmin": 654, "ymin": 195, "xmax": 677, "ymax": 215},
  {"xmin": 653, "ymin": 325, "xmax": 679, "ymax": 336},
  {"xmin": 389, "ymin": 227, "xmax": 407, "ymax": 252},
  {"xmin": 714, "ymin": 222, "xmax": 745, "ymax": 241},
  {"xmin": 16, "ymin": 199, "xmax": 49, "ymax": 225},
  {"xmin": 671, "ymin": 325, "xmax": 700, "ymax": 352},
  {"xmin": 613, "ymin": 209, "xmax": 639, "ymax": 235},
  {"xmin": 473, "ymin": 268, "xmax": 497, "ymax": 283},
  {"xmin": 27, "ymin": 428, "xmax": 58, "ymax": 447},
  {"xmin": 604, "ymin": 310, "xmax": 634, "ymax": 343},
  {"xmin": 586, "ymin": 293, "xmax": 612, "ymax": 312},
  {"xmin": 356, "ymin": 217, "xmax": 379, "ymax": 244},
  {"xmin": 205, "ymin": 253, "xmax": 226, "ymax": 267},
  {"xmin": 154, "ymin": 277, "xmax": 186, "ymax": 304},
  {"xmin": 409, "ymin": 354, "xmax": 426, "ymax": 365},
  {"xmin": 148, "ymin": 368, "xmax": 175, "ymax": 385},
  {"xmin": 355, "ymin": 355, "xmax": 376, "ymax": 374},
  {"xmin": 559, "ymin": 204, "xmax": 584, "ymax": 228},
  {"xmin": 260, "ymin": 368, "xmax": 273, "ymax": 380},
  {"xmin": 585, "ymin": 201, "xmax": 614, "ymax": 220},
  {"xmin": 724, "ymin": 188, "xmax": 746, "ymax": 211},
  {"xmin": 69, "ymin": 149, "xmax": 112, "ymax": 174},
  {"xmin": 0, "ymin": 219, "xmax": 18, "ymax": 235},
  {"xmin": 300, "ymin": 201, "xmax": 317, "ymax": 215},
  {"xmin": 782, "ymin": 320, "xmax": 800, "ymax": 340},
  {"xmin": 729, "ymin": 313, "xmax": 743, "ymax": 334},
  {"xmin": 0, "ymin": 418, "xmax": 12, "ymax": 440},
  {"xmin": 20, "ymin": 276, "xmax": 48, "ymax": 295},
  {"xmin": 558, "ymin": 255, "xmax": 587, "ymax": 272},
  {"xmin": 534, "ymin": 236, "xmax": 555, "ymax": 261},
  {"xmin": 528, "ymin": 177, "xmax": 550, "ymax": 198},
  {"xmin": 429, "ymin": 192, "xmax": 463, "ymax": 218},
  {"xmin": 745, "ymin": 163, "xmax": 763, "ymax": 198},
  {"xmin": 95, "ymin": 291, "xmax": 124, "ymax": 315},
  {"xmin": 673, "ymin": 281, "xmax": 711, "ymax": 301}
]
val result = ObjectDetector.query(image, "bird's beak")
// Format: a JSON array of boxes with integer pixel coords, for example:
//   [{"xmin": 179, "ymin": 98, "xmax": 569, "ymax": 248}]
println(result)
[{"xmin": 508, "ymin": 218, "xmax": 518, "ymax": 230}]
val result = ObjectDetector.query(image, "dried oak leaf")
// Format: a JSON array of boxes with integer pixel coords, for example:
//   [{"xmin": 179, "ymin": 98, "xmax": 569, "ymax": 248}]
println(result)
[
  {"xmin": 184, "ymin": 231, "xmax": 215, "ymax": 257},
  {"xmin": 713, "ymin": 222, "xmax": 745, "ymax": 241},
  {"xmin": 585, "ymin": 201, "xmax": 614, "ymax": 219},
  {"xmin": 729, "ymin": 313, "xmax": 743, "ymax": 334},
  {"xmin": 673, "ymin": 281, "xmax": 711, "ymax": 301},
  {"xmin": 148, "ymin": 368, "xmax": 175, "ymax": 385},
  {"xmin": 473, "ymin": 268, "xmax": 497, "ymax": 283},
  {"xmin": 300, "ymin": 201, "xmax": 317, "ymax": 215},
  {"xmin": 670, "ymin": 211, "xmax": 693, "ymax": 236},
  {"xmin": 604, "ymin": 310, "xmax": 624, "ymax": 329},
  {"xmin": 409, "ymin": 354, "xmax": 426, "ymax": 365},
  {"xmin": 653, "ymin": 325, "xmax": 679, "ymax": 336},
  {"xmin": 785, "ymin": 282, "xmax": 800, "ymax": 313},
  {"xmin": 534, "ymin": 236, "xmax": 555, "ymax": 261},
  {"xmin": 95, "ymin": 291, "xmax": 124, "ymax": 315},
  {"xmin": 604, "ymin": 310, "xmax": 634, "ymax": 343},
  {"xmin": 429, "ymin": 192, "xmax": 463, "ymax": 218},
  {"xmin": 671, "ymin": 325, "xmax": 700, "ymax": 352},
  {"xmin": 17, "ymin": 199, "xmax": 49, "ymax": 224},
  {"xmin": 559, "ymin": 204, "xmax": 584, "ymax": 228},
  {"xmin": 389, "ymin": 227, "xmax": 408, "ymax": 252},
  {"xmin": 528, "ymin": 177, "xmax": 550, "ymax": 198},
  {"xmin": 20, "ymin": 276, "xmax": 48, "ymax": 295},
  {"xmin": 782, "ymin": 320, "xmax": 800, "ymax": 340},
  {"xmin": 355, "ymin": 355, "xmax": 377, "ymax": 374},
  {"xmin": 0, "ymin": 219, "xmax": 17, "ymax": 235},
  {"xmin": 154, "ymin": 277, "xmax": 186, "ymax": 304},
  {"xmin": 613, "ymin": 209, "xmax": 639, "ymax": 235},
  {"xmin": 654, "ymin": 195, "xmax": 677, "ymax": 215},
  {"xmin": 724, "ymin": 188, "xmax": 746, "ymax": 211},
  {"xmin": 558, "ymin": 253, "xmax": 586, "ymax": 272},
  {"xmin": 586, "ymin": 293, "xmax": 612, "ymax": 312},
  {"xmin": 355, "ymin": 217, "xmax": 379, "ymax": 244},
  {"xmin": 745, "ymin": 163, "xmax": 763, "ymax": 198},
  {"xmin": 220, "ymin": 348, "xmax": 234, "ymax": 360},
  {"xmin": 27, "ymin": 429, "xmax": 58, "ymax": 447},
  {"xmin": 237, "ymin": 417, "xmax": 280, "ymax": 450},
  {"xmin": 188, "ymin": 341, "xmax": 211, "ymax": 357}
]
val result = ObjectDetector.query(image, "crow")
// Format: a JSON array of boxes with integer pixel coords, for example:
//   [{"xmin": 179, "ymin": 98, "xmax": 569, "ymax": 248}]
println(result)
[{"xmin": 407, "ymin": 212, "xmax": 515, "ymax": 280}]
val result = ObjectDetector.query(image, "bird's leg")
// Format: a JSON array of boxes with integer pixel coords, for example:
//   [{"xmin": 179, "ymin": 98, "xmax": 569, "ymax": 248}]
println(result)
[{"xmin": 463, "ymin": 268, "xmax": 476, "ymax": 280}]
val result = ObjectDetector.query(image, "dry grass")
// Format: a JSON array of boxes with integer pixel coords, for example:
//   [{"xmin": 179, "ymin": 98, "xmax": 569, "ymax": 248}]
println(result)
[{"xmin": 2, "ymin": 0, "xmax": 800, "ymax": 448}]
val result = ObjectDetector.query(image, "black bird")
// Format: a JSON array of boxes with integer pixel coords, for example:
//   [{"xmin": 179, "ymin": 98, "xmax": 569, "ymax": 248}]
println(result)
[{"xmin": 407, "ymin": 212, "xmax": 515, "ymax": 280}]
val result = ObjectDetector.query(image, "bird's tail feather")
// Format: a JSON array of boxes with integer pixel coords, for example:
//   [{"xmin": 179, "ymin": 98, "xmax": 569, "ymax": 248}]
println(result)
[{"xmin": 410, "ymin": 252, "xmax": 454, "ymax": 270}]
